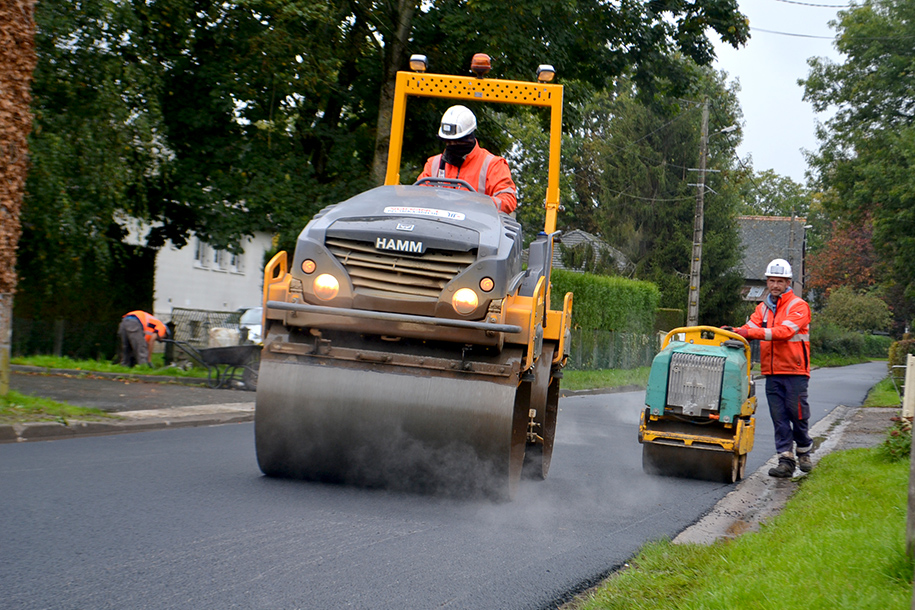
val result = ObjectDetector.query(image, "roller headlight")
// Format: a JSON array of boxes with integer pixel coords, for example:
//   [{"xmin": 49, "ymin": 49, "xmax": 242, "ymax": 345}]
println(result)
[
  {"xmin": 452, "ymin": 288, "xmax": 479, "ymax": 315},
  {"xmin": 313, "ymin": 274, "xmax": 339, "ymax": 301}
]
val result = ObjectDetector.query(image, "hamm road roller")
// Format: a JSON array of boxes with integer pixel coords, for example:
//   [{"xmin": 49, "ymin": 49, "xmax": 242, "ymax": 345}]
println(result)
[
  {"xmin": 638, "ymin": 326, "xmax": 757, "ymax": 483},
  {"xmin": 255, "ymin": 58, "xmax": 572, "ymax": 499}
]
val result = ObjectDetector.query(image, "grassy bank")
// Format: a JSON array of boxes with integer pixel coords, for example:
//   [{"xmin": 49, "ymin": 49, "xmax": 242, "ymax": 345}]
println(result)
[
  {"xmin": 864, "ymin": 376, "xmax": 901, "ymax": 408},
  {"xmin": 563, "ymin": 367, "xmax": 650, "ymax": 391},
  {"xmin": 567, "ymin": 446, "xmax": 913, "ymax": 610},
  {"xmin": 0, "ymin": 390, "xmax": 116, "ymax": 425},
  {"xmin": 11, "ymin": 354, "xmax": 208, "ymax": 379}
]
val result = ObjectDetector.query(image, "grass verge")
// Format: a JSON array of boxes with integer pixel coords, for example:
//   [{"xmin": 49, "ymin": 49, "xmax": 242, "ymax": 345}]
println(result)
[
  {"xmin": 864, "ymin": 376, "xmax": 901, "ymax": 408},
  {"xmin": 0, "ymin": 390, "xmax": 117, "ymax": 425},
  {"xmin": 563, "ymin": 367, "xmax": 650, "ymax": 392},
  {"xmin": 566, "ymin": 448, "xmax": 913, "ymax": 610},
  {"xmin": 11, "ymin": 354, "xmax": 208, "ymax": 379}
]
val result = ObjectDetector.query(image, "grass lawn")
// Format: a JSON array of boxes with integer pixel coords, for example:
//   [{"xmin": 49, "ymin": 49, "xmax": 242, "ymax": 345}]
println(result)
[
  {"xmin": 0, "ymin": 390, "xmax": 117, "ymax": 425},
  {"xmin": 567, "ymin": 447, "xmax": 913, "ymax": 610},
  {"xmin": 865, "ymin": 376, "xmax": 902, "ymax": 408},
  {"xmin": 11, "ymin": 354, "xmax": 209, "ymax": 379}
]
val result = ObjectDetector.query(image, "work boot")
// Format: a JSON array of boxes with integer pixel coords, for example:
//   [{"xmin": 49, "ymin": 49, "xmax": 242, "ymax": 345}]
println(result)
[
  {"xmin": 797, "ymin": 452, "xmax": 813, "ymax": 473},
  {"xmin": 769, "ymin": 456, "xmax": 796, "ymax": 478}
]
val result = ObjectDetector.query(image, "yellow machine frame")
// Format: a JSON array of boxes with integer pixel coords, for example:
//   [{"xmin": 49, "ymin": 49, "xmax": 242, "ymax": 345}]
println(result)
[
  {"xmin": 384, "ymin": 71, "xmax": 564, "ymax": 234},
  {"xmin": 375, "ymin": 69, "xmax": 571, "ymax": 368}
]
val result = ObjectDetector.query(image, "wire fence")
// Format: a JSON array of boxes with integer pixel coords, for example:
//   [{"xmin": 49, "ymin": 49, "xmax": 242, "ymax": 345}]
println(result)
[
  {"xmin": 565, "ymin": 328, "xmax": 661, "ymax": 370},
  {"xmin": 169, "ymin": 308, "xmax": 239, "ymax": 348},
  {"xmin": 14, "ymin": 310, "xmax": 663, "ymax": 372}
]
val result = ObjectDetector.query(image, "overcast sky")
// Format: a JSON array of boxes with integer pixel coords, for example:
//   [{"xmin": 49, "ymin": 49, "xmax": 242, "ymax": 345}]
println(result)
[{"xmin": 712, "ymin": 0, "xmax": 848, "ymax": 184}]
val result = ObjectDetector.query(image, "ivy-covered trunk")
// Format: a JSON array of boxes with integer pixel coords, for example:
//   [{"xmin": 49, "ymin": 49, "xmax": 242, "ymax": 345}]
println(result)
[{"xmin": 0, "ymin": 0, "xmax": 37, "ymax": 395}]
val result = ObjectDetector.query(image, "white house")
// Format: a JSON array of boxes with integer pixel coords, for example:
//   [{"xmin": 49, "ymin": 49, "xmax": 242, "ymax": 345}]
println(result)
[
  {"xmin": 122, "ymin": 217, "xmax": 274, "ymax": 319},
  {"xmin": 152, "ymin": 233, "xmax": 274, "ymax": 318}
]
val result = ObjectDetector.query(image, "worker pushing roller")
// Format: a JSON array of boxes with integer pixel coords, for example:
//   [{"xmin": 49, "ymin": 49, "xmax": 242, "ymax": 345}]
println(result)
[{"xmin": 254, "ymin": 54, "xmax": 572, "ymax": 499}]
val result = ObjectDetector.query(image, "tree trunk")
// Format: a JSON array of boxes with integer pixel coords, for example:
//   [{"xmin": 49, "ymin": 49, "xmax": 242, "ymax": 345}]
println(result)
[
  {"xmin": 371, "ymin": 0, "xmax": 417, "ymax": 186},
  {"xmin": 0, "ymin": 0, "xmax": 37, "ymax": 395}
]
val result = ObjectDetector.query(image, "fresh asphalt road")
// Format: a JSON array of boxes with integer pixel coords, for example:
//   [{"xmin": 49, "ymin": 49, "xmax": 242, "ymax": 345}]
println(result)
[{"xmin": 0, "ymin": 361, "xmax": 885, "ymax": 610}]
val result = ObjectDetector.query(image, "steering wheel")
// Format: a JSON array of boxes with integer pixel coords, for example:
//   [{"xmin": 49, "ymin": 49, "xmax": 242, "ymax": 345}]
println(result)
[{"xmin": 413, "ymin": 177, "xmax": 476, "ymax": 192}]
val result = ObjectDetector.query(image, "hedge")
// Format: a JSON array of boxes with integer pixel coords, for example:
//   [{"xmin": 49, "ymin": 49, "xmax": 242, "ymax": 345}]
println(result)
[
  {"xmin": 550, "ymin": 269, "xmax": 660, "ymax": 335},
  {"xmin": 889, "ymin": 338, "xmax": 915, "ymax": 385}
]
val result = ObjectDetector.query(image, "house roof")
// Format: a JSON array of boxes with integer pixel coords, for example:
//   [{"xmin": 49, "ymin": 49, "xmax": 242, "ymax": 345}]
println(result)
[
  {"xmin": 737, "ymin": 215, "xmax": 807, "ymax": 280},
  {"xmin": 553, "ymin": 229, "xmax": 633, "ymax": 274}
]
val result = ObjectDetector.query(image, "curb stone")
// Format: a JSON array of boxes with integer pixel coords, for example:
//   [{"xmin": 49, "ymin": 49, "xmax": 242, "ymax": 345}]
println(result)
[{"xmin": 0, "ymin": 403, "xmax": 255, "ymax": 444}]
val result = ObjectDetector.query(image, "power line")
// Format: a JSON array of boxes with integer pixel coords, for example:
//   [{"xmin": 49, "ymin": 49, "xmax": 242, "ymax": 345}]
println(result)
[
  {"xmin": 772, "ymin": 0, "xmax": 850, "ymax": 8},
  {"xmin": 750, "ymin": 26, "xmax": 836, "ymax": 40}
]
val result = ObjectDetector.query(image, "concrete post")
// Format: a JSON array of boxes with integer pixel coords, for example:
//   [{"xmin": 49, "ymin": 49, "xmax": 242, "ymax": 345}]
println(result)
[
  {"xmin": 907, "ymin": 353, "xmax": 915, "ymax": 562},
  {"xmin": 904, "ymin": 353, "xmax": 915, "ymax": 418}
]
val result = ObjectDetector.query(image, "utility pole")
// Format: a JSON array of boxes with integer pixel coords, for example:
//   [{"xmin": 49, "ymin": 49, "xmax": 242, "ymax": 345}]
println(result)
[{"xmin": 686, "ymin": 97, "xmax": 709, "ymax": 327}]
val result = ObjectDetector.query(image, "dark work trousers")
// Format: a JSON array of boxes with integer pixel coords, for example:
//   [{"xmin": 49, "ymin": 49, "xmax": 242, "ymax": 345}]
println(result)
[
  {"xmin": 765, "ymin": 374, "xmax": 813, "ymax": 456},
  {"xmin": 118, "ymin": 316, "xmax": 148, "ymax": 367}
]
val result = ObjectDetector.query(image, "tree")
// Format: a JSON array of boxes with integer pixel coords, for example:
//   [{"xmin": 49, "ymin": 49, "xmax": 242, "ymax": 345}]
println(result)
[
  {"xmin": 736, "ymin": 169, "xmax": 811, "ymax": 217},
  {"xmin": 0, "ymin": 0, "xmax": 37, "ymax": 394},
  {"xmin": 806, "ymin": 217, "xmax": 879, "ymax": 299},
  {"xmin": 820, "ymin": 286, "xmax": 892, "ymax": 333},
  {"xmin": 17, "ymin": 0, "xmax": 751, "ymax": 348},
  {"xmin": 515, "ymin": 68, "xmax": 747, "ymax": 323},
  {"xmin": 802, "ymin": 0, "xmax": 915, "ymax": 302}
]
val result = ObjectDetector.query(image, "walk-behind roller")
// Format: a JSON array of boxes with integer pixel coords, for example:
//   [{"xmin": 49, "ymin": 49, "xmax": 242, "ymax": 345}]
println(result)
[
  {"xmin": 254, "ymin": 57, "xmax": 572, "ymax": 500},
  {"xmin": 638, "ymin": 326, "xmax": 757, "ymax": 483}
]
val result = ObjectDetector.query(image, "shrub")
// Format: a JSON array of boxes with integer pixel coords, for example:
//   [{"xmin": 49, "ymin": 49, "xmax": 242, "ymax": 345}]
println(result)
[
  {"xmin": 811, "ymin": 321, "xmax": 864, "ymax": 356},
  {"xmin": 888, "ymin": 338, "xmax": 915, "ymax": 385},
  {"xmin": 879, "ymin": 416, "xmax": 912, "ymax": 462},
  {"xmin": 550, "ymin": 269, "xmax": 659, "ymax": 334},
  {"xmin": 820, "ymin": 286, "xmax": 892, "ymax": 332},
  {"xmin": 862, "ymin": 333, "xmax": 893, "ymax": 358}
]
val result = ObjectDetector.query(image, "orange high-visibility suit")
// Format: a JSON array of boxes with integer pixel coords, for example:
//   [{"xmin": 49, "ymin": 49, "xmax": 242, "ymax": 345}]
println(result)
[
  {"xmin": 119, "ymin": 310, "xmax": 167, "ymax": 366},
  {"xmin": 418, "ymin": 143, "xmax": 517, "ymax": 214}
]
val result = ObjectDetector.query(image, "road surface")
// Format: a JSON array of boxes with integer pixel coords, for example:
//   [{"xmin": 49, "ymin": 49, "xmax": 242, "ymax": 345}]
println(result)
[{"xmin": 0, "ymin": 362, "xmax": 885, "ymax": 609}]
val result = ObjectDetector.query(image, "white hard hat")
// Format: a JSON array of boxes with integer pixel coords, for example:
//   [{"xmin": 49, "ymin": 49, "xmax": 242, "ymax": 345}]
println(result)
[
  {"xmin": 765, "ymin": 258, "xmax": 793, "ymax": 278},
  {"xmin": 438, "ymin": 105, "xmax": 477, "ymax": 140}
]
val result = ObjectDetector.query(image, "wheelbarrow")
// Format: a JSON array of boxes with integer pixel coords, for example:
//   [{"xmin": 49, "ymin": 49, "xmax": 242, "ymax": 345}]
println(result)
[{"xmin": 163, "ymin": 340, "xmax": 260, "ymax": 391}]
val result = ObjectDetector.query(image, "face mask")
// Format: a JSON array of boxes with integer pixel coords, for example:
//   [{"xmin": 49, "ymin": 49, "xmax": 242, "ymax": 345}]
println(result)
[{"xmin": 442, "ymin": 138, "xmax": 476, "ymax": 166}]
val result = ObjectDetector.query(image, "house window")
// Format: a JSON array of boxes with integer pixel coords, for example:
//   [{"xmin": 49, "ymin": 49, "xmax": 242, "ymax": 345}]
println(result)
[
  {"xmin": 194, "ymin": 239, "xmax": 209, "ymax": 268},
  {"xmin": 747, "ymin": 286, "xmax": 765, "ymax": 299},
  {"xmin": 230, "ymin": 251, "xmax": 245, "ymax": 274}
]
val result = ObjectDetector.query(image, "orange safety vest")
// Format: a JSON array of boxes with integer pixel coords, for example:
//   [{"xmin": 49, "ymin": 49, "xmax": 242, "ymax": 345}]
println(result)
[
  {"xmin": 741, "ymin": 290, "xmax": 810, "ymax": 376},
  {"xmin": 124, "ymin": 310, "xmax": 168, "ymax": 347},
  {"xmin": 418, "ymin": 143, "xmax": 518, "ymax": 214}
]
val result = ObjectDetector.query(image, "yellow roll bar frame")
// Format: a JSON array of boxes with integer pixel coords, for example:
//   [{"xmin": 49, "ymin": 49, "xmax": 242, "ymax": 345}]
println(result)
[{"xmin": 384, "ymin": 71, "xmax": 564, "ymax": 234}]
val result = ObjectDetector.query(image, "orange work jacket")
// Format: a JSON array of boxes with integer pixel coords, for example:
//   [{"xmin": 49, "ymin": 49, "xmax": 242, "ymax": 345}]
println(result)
[
  {"xmin": 418, "ymin": 143, "xmax": 518, "ymax": 214},
  {"xmin": 124, "ymin": 310, "xmax": 168, "ymax": 349},
  {"xmin": 740, "ymin": 289, "xmax": 810, "ymax": 376}
]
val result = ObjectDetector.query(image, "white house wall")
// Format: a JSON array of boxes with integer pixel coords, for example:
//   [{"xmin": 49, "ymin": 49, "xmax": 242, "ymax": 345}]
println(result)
[{"xmin": 152, "ymin": 233, "xmax": 274, "ymax": 319}]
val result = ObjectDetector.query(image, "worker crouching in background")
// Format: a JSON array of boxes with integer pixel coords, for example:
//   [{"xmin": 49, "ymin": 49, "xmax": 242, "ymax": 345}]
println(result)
[
  {"xmin": 119, "ymin": 310, "xmax": 168, "ymax": 367},
  {"xmin": 726, "ymin": 258, "xmax": 813, "ymax": 477}
]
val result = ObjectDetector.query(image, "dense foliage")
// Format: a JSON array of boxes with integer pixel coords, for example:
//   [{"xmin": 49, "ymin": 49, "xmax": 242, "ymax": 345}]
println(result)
[
  {"xmin": 803, "ymin": 0, "xmax": 915, "ymax": 304},
  {"xmin": 818, "ymin": 286, "xmax": 892, "ymax": 333},
  {"xmin": 810, "ymin": 322, "xmax": 892, "ymax": 359},
  {"xmin": 513, "ymin": 70, "xmax": 746, "ymax": 322},
  {"xmin": 550, "ymin": 269, "xmax": 660, "ymax": 334}
]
